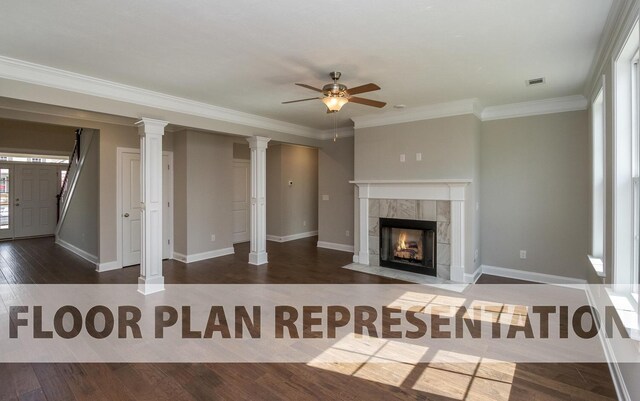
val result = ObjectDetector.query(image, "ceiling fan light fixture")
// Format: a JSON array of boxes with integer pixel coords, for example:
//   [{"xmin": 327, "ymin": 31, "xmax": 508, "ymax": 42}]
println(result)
[{"xmin": 322, "ymin": 95, "xmax": 349, "ymax": 112}]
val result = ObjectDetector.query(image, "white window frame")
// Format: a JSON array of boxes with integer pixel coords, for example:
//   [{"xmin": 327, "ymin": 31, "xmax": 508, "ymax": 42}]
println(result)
[{"xmin": 591, "ymin": 82, "xmax": 606, "ymax": 272}]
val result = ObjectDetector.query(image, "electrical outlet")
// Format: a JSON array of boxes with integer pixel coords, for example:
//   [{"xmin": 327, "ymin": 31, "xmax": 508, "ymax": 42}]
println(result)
[
  {"xmin": 346, "ymin": 230, "xmax": 350, "ymax": 237},
  {"xmin": 211, "ymin": 234, "xmax": 216, "ymax": 242},
  {"xmin": 416, "ymin": 153, "xmax": 422, "ymax": 161},
  {"xmin": 400, "ymin": 154, "xmax": 406, "ymax": 162},
  {"xmin": 520, "ymin": 250, "xmax": 526, "ymax": 259},
  {"xmin": 303, "ymin": 220, "xmax": 307, "ymax": 227},
  {"xmin": 474, "ymin": 249, "xmax": 479, "ymax": 262}
]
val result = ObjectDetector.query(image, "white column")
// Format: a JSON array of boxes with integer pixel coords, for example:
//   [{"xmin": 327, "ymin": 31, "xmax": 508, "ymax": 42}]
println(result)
[
  {"xmin": 449, "ymin": 200, "xmax": 465, "ymax": 283},
  {"xmin": 136, "ymin": 118, "xmax": 168, "ymax": 294},
  {"xmin": 356, "ymin": 184, "xmax": 370, "ymax": 265},
  {"xmin": 247, "ymin": 136, "xmax": 270, "ymax": 265}
]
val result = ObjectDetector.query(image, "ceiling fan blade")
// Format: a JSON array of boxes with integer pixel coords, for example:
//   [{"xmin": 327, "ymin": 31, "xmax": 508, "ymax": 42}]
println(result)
[
  {"xmin": 282, "ymin": 97, "xmax": 322, "ymax": 104},
  {"xmin": 295, "ymin": 83, "xmax": 324, "ymax": 92},
  {"xmin": 347, "ymin": 83, "xmax": 381, "ymax": 95},
  {"xmin": 348, "ymin": 96, "xmax": 387, "ymax": 108}
]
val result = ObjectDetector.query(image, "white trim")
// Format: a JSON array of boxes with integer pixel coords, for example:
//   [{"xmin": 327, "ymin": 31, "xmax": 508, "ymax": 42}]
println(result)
[
  {"xmin": 480, "ymin": 264, "xmax": 587, "ymax": 285},
  {"xmin": 584, "ymin": 286, "xmax": 633, "ymax": 401},
  {"xmin": 480, "ymin": 95, "xmax": 588, "ymax": 121},
  {"xmin": 172, "ymin": 247, "xmax": 235, "ymax": 264},
  {"xmin": 96, "ymin": 260, "xmax": 121, "ymax": 272},
  {"xmin": 266, "ymin": 231, "xmax": 318, "ymax": 243},
  {"xmin": 116, "ymin": 147, "xmax": 174, "ymax": 270},
  {"xmin": 317, "ymin": 241, "xmax": 355, "ymax": 253},
  {"xmin": 352, "ymin": 98, "xmax": 480, "ymax": 129},
  {"xmin": 318, "ymin": 127, "xmax": 355, "ymax": 140},
  {"xmin": 464, "ymin": 265, "xmax": 483, "ymax": 284},
  {"xmin": 0, "ymin": 56, "xmax": 321, "ymax": 139},
  {"xmin": 55, "ymin": 237, "xmax": 98, "ymax": 264}
]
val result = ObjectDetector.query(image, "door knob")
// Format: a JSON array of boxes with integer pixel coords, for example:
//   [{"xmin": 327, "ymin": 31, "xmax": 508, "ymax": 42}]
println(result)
[{"xmin": 124, "ymin": 213, "xmax": 129, "ymax": 218}]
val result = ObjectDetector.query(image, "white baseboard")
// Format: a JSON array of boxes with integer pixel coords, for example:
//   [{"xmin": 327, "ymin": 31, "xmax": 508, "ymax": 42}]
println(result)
[
  {"xmin": 55, "ymin": 237, "xmax": 98, "ymax": 265},
  {"xmin": 464, "ymin": 265, "xmax": 483, "ymax": 283},
  {"xmin": 353, "ymin": 255, "xmax": 359, "ymax": 263},
  {"xmin": 96, "ymin": 260, "xmax": 121, "ymax": 272},
  {"xmin": 317, "ymin": 241, "xmax": 354, "ymax": 253},
  {"xmin": 172, "ymin": 247, "xmax": 235, "ymax": 263},
  {"xmin": 266, "ymin": 231, "xmax": 318, "ymax": 243},
  {"xmin": 480, "ymin": 264, "xmax": 587, "ymax": 285},
  {"xmin": 584, "ymin": 287, "xmax": 631, "ymax": 401}
]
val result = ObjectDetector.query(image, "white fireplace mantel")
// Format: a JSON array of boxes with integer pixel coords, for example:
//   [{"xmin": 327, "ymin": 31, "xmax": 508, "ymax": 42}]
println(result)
[{"xmin": 350, "ymin": 179, "xmax": 471, "ymax": 283}]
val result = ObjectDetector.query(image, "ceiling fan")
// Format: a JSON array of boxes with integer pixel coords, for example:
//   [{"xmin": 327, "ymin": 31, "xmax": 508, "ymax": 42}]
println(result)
[{"xmin": 282, "ymin": 72, "xmax": 386, "ymax": 112}]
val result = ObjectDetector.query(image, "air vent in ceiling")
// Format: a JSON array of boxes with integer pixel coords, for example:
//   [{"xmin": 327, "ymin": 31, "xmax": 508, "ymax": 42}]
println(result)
[{"xmin": 526, "ymin": 77, "xmax": 546, "ymax": 86}]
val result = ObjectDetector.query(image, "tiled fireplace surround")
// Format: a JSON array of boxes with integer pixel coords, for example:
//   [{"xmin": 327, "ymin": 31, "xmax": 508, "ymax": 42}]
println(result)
[
  {"xmin": 368, "ymin": 199, "xmax": 452, "ymax": 280},
  {"xmin": 351, "ymin": 180, "xmax": 470, "ymax": 283}
]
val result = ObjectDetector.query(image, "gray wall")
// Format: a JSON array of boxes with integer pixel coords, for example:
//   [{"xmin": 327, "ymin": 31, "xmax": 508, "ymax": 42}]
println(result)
[
  {"xmin": 0, "ymin": 117, "xmax": 76, "ymax": 154},
  {"xmin": 266, "ymin": 144, "xmax": 318, "ymax": 237},
  {"xmin": 355, "ymin": 114, "xmax": 479, "ymax": 180},
  {"xmin": 318, "ymin": 136, "xmax": 354, "ymax": 247},
  {"xmin": 58, "ymin": 129, "xmax": 99, "ymax": 258},
  {"xmin": 480, "ymin": 111, "xmax": 590, "ymax": 280},
  {"xmin": 173, "ymin": 130, "xmax": 234, "ymax": 256},
  {"xmin": 233, "ymin": 143, "xmax": 251, "ymax": 160}
]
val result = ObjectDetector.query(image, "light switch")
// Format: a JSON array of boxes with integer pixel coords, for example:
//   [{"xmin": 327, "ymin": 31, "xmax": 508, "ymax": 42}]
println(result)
[
  {"xmin": 400, "ymin": 154, "xmax": 406, "ymax": 162},
  {"xmin": 322, "ymin": 194, "xmax": 330, "ymax": 201},
  {"xmin": 416, "ymin": 153, "xmax": 422, "ymax": 161}
]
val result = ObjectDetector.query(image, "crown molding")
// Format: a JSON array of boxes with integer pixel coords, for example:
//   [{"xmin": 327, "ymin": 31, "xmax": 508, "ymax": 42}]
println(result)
[
  {"xmin": 318, "ymin": 126, "xmax": 354, "ymax": 140},
  {"xmin": 480, "ymin": 95, "xmax": 588, "ymax": 121},
  {"xmin": 351, "ymin": 98, "xmax": 480, "ymax": 129},
  {"xmin": 584, "ymin": 0, "xmax": 639, "ymax": 100},
  {"xmin": 0, "ymin": 56, "xmax": 322, "ymax": 139}
]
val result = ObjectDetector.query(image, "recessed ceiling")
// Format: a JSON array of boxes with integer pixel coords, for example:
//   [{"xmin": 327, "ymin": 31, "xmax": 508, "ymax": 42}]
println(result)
[{"xmin": 0, "ymin": 0, "xmax": 613, "ymax": 130}]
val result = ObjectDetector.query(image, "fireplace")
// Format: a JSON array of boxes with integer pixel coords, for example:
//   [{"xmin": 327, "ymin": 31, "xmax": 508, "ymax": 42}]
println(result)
[{"xmin": 379, "ymin": 218, "xmax": 437, "ymax": 276}]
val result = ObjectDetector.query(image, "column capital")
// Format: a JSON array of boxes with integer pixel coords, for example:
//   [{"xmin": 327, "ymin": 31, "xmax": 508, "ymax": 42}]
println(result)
[
  {"xmin": 135, "ymin": 118, "xmax": 169, "ymax": 136},
  {"xmin": 247, "ymin": 136, "xmax": 271, "ymax": 149}
]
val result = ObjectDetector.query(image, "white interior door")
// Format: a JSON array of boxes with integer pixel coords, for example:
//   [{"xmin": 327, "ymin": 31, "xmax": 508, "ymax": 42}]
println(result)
[
  {"xmin": 121, "ymin": 152, "xmax": 171, "ymax": 267},
  {"xmin": 14, "ymin": 164, "xmax": 58, "ymax": 238},
  {"xmin": 0, "ymin": 165, "xmax": 14, "ymax": 240},
  {"xmin": 232, "ymin": 159, "xmax": 250, "ymax": 243}
]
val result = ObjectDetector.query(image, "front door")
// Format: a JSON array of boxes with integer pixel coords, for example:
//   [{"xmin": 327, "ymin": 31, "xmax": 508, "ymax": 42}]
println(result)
[
  {"xmin": 14, "ymin": 164, "xmax": 58, "ymax": 238},
  {"xmin": 121, "ymin": 152, "xmax": 171, "ymax": 267},
  {"xmin": 232, "ymin": 159, "xmax": 250, "ymax": 243}
]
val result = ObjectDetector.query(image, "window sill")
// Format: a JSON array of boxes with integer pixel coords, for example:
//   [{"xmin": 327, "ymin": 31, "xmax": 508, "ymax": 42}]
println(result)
[
  {"xmin": 605, "ymin": 287, "xmax": 640, "ymax": 342},
  {"xmin": 588, "ymin": 255, "xmax": 606, "ymax": 278}
]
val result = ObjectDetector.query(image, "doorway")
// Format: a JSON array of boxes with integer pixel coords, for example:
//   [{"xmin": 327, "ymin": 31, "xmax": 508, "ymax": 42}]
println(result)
[
  {"xmin": 118, "ymin": 149, "xmax": 173, "ymax": 268},
  {"xmin": 0, "ymin": 163, "xmax": 59, "ymax": 240},
  {"xmin": 232, "ymin": 159, "xmax": 250, "ymax": 243}
]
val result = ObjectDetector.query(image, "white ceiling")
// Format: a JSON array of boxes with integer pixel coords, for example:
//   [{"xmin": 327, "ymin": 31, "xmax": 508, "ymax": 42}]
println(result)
[{"xmin": 0, "ymin": 0, "xmax": 613, "ymax": 130}]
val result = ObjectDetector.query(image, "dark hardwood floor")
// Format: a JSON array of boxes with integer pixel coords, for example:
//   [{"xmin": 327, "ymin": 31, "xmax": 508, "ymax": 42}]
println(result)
[{"xmin": 0, "ymin": 237, "xmax": 618, "ymax": 401}]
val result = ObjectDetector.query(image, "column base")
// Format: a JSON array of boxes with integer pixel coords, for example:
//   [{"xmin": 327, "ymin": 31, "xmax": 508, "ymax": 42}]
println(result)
[
  {"xmin": 138, "ymin": 276, "xmax": 165, "ymax": 295},
  {"xmin": 248, "ymin": 251, "xmax": 268, "ymax": 265},
  {"xmin": 358, "ymin": 251, "xmax": 370, "ymax": 266},
  {"xmin": 449, "ymin": 264, "xmax": 465, "ymax": 283}
]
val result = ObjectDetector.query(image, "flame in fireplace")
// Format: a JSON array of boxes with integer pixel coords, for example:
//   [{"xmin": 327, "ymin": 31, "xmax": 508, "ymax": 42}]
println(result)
[{"xmin": 397, "ymin": 232, "xmax": 407, "ymax": 251}]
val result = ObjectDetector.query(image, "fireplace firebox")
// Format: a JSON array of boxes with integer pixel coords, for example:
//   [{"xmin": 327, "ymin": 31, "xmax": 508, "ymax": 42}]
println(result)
[{"xmin": 379, "ymin": 218, "xmax": 437, "ymax": 276}]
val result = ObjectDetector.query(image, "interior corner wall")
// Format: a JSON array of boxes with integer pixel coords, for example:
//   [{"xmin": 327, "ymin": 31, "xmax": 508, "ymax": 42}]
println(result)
[
  {"xmin": 57, "ymin": 129, "xmax": 99, "ymax": 259},
  {"xmin": 266, "ymin": 144, "xmax": 318, "ymax": 238},
  {"xmin": 318, "ymin": 136, "xmax": 354, "ymax": 247},
  {"xmin": 480, "ymin": 110, "xmax": 590, "ymax": 280},
  {"xmin": 172, "ymin": 131, "xmax": 188, "ymax": 255},
  {"xmin": 179, "ymin": 130, "xmax": 233, "ymax": 256}
]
